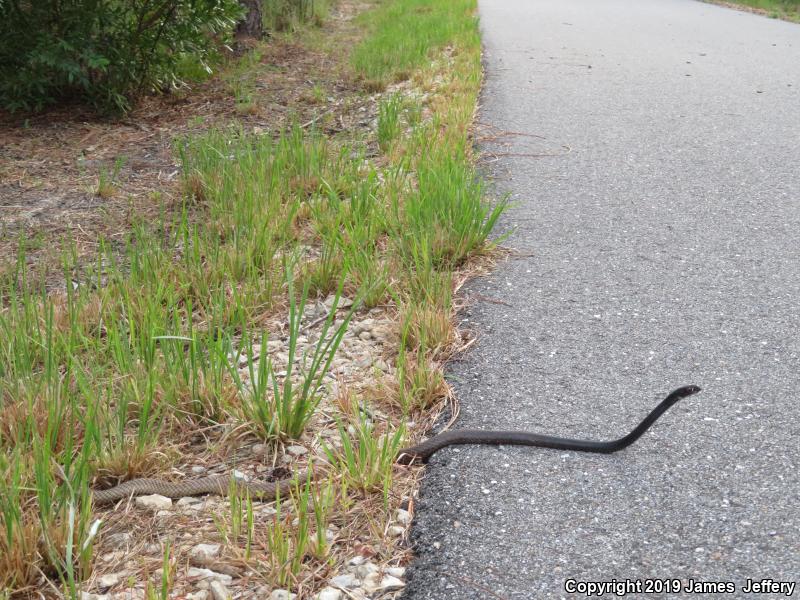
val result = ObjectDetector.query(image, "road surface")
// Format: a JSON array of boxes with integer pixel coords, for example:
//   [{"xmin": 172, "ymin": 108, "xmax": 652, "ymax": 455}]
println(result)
[{"xmin": 403, "ymin": 1, "xmax": 800, "ymax": 598}]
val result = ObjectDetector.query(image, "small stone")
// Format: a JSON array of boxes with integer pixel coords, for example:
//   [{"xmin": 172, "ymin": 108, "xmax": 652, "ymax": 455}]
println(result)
[
  {"xmin": 378, "ymin": 575, "xmax": 405, "ymax": 592},
  {"xmin": 388, "ymin": 525, "xmax": 405, "ymax": 537},
  {"xmin": 191, "ymin": 465, "xmax": 207, "ymax": 475},
  {"xmin": 187, "ymin": 567, "xmax": 233, "ymax": 586},
  {"xmin": 260, "ymin": 506, "xmax": 278, "ymax": 517},
  {"xmin": 286, "ymin": 445, "xmax": 308, "ymax": 456},
  {"xmin": 100, "ymin": 550, "xmax": 124, "ymax": 563},
  {"xmin": 252, "ymin": 443, "xmax": 268, "ymax": 454},
  {"xmin": 135, "ymin": 494, "xmax": 172, "ymax": 511},
  {"xmin": 386, "ymin": 566, "xmax": 406, "ymax": 578},
  {"xmin": 210, "ymin": 580, "xmax": 230, "ymax": 600},
  {"xmin": 353, "ymin": 562, "xmax": 379, "ymax": 579},
  {"xmin": 314, "ymin": 588, "xmax": 342, "ymax": 600},
  {"xmin": 111, "ymin": 590, "xmax": 145, "ymax": 600},
  {"xmin": 186, "ymin": 593, "xmax": 209, "ymax": 600},
  {"xmin": 348, "ymin": 555, "xmax": 366, "ymax": 566},
  {"xmin": 155, "ymin": 510, "xmax": 171, "ymax": 518},
  {"xmin": 105, "ymin": 532, "xmax": 132, "ymax": 550},
  {"xmin": 97, "ymin": 573, "xmax": 121, "ymax": 591},
  {"xmin": 395, "ymin": 509, "xmax": 411, "ymax": 525},
  {"xmin": 269, "ymin": 591, "xmax": 297, "ymax": 600},
  {"xmin": 362, "ymin": 573, "xmax": 405, "ymax": 594},
  {"xmin": 81, "ymin": 593, "xmax": 109, "ymax": 600},
  {"xmin": 177, "ymin": 497, "xmax": 203, "ymax": 508},
  {"xmin": 191, "ymin": 543, "xmax": 221, "ymax": 560},
  {"xmin": 358, "ymin": 331, "xmax": 372, "ymax": 341},
  {"xmin": 330, "ymin": 573, "xmax": 359, "ymax": 588}
]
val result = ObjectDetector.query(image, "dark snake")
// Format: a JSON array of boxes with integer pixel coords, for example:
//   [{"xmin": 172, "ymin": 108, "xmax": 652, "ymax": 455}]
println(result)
[{"xmin": 92, "ymin": 385, "xmax": 701, "ymax": 505}]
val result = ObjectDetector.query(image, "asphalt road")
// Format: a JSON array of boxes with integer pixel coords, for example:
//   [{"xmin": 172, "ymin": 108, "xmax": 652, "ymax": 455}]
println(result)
[{"xmin": 403, "ymin": 1, "xmax": 800, "ymax": 598}]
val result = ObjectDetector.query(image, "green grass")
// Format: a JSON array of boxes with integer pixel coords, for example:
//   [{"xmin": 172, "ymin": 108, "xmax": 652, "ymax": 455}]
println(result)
[
  {"xmin": 231, "ymin": 266, "xmax": 353, "ymax": 439},
  {"xmin": 351, "ymin": 0, "xmax": 479, "ymax": 88},
  {"xmin": 717, "ymin": 0, "xmax": 800, "ymax": 21},
  {"xmin": 0, "ymin": 0, "xmax": 503, "ymax": 594},
  {"xmin": 377, "ymin": 93, "xmax": 403, "ymax": 152}
]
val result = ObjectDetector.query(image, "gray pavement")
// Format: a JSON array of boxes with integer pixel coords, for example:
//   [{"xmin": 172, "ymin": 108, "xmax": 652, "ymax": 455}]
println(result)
[{"xmin": 403, "ymin": 1, "xmax": 800, "ymax": 598}]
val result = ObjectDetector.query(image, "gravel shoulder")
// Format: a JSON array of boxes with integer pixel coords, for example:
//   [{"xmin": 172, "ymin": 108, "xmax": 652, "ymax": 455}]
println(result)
[{"xmin": 404, "ymin": 1, "xmax": 800, "ymax": 597}]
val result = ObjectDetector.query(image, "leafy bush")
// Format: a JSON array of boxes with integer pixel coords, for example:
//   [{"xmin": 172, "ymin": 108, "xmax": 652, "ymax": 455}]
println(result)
[{"xmin": 0, "ymin": 0, "xmax": 243, "ymax": 114}]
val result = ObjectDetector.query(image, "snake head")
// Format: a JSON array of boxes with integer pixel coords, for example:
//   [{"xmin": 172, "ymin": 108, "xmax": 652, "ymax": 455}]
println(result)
[
  {"xmin": 667, "ymin": 384, "xmax": 702, "ymax": 403},
  {"xmin": 676, "ymin": 384, "xmax": 702, "ymax": 397}
]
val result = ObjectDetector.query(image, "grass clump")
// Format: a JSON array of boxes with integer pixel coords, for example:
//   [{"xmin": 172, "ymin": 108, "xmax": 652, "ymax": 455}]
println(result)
[
  {"xmin": 351, "ymin": 0, "xmax": 479, "ymax": 88},
  {"xmin": 377, "ymin": 93, "xmax": 403, "ymax": 152},
  {"xmin": 231, "ymin": 267, "xmax": 352, "ymax": 440},
  {"xmin": 324, "ymin": 411, "xmax": 405, "ymax": 499},
  {"xmin": 397, "ymin": 143, "xmax": 505, "ymax": 268}
]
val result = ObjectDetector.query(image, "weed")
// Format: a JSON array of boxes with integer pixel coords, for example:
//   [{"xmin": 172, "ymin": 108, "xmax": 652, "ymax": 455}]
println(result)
[
  {"xmin": 398, "ymin": 143, "xmax": 507, "ymax": 268},
  {"xmin": 145, "ymin": 541, "xmax": 173, "ymax": 600},
  {"xmin": 214, "ymin": 478, "xmax": 255, "ymax": 558},
  {"xmin": 324, "ymin": 409, "xmax": 405, "ymax": 500},
  {"xmin": 230, "ymin": 265, "xmax": 353, "ymax": 440},
  {"xmin": 377, "ymin": 94, "xmax": 403, "ymax": 152},
  {"xmin": 95, "ymin": 157, "xmax": 125, "ymax": 198},
  {"xmin": 395, "ymin": 343, "xmax": 448, "ymax": 412}
]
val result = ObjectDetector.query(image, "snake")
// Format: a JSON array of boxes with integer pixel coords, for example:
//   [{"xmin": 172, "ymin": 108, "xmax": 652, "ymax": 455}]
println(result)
[{"xmin": 92, "ymin": 385, "xmax": 700, "ymax": 505}]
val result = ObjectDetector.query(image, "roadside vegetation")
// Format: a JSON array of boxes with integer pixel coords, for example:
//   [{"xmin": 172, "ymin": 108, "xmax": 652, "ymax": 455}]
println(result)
[
  {"xmin": 708, "ymin": 0, "xmax": 800, "ymax": 21},
  {"xmin": 0, "ymin": 0, "xmax": 501, "ymax": 597},
  {"xmin": 0, "ymin": 1, "xmax": 244, "ymax": 114}
]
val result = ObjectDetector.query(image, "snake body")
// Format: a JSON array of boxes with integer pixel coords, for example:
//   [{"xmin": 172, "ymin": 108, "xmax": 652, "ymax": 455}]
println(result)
[
  {"xmin": 92, "ymin": 474, "xmax": 302, "ymax": 505},
  {"xmin": 397, "ymin": 384, "xmax": 701, "ymax": 462},
  {"xmin": 92, "ymin": 385, "xmax": 700, "ymax": 505}
]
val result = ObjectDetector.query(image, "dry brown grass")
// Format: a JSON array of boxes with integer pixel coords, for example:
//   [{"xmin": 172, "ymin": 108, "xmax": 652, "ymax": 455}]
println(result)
[{"xmin": 0, "ymin": 513, "xmax": 42, "ymax": 593}]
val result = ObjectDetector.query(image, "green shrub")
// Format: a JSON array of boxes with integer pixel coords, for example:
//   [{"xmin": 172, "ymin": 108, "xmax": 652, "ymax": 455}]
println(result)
[{"xmin": 0, "ymin": 0, "xmax": 243, "ymax": 114}]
